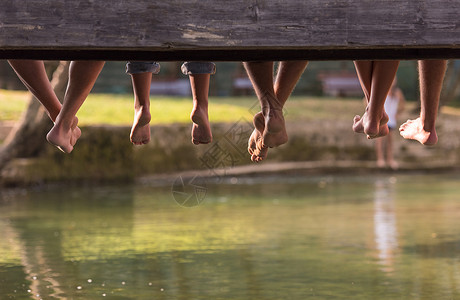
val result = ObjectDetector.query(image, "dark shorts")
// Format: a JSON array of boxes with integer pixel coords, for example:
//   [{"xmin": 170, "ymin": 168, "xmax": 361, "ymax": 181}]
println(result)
[{"xmin": 125, "ymin": 62, "xmax": 216, "ymax": 75}]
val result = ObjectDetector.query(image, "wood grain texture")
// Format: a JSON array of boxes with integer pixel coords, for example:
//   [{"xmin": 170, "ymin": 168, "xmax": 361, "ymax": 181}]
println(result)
[{"xmin": 1, "ymin": 0, "xmax": 460, "ymax": 60}]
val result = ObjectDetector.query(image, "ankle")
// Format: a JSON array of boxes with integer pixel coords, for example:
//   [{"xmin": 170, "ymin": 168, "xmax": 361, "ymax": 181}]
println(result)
[
  {"xmin": 260, "ymin": 92, "xmax": 283, "ymax": 110},
  {"xmin": 421, "ymin": 119, "xmax": 435, "ymax": 132},
  {"xmin": 135, "ymin": 102, "xmax": 150, "ymax": 111},
  {"xmin": 261, "ymin": 105, "xmax": 270, "ymax": 117},
  {"xmin": 192, "ymin": 104, "xmax": 208, "ymax": 116},
  {"xmin": 54, "ymin": 116, "xmax": 74, "ymax": 130},
  {"xmin": 423, "ymin": 124, "xmax": 435, "ymax": 133}
]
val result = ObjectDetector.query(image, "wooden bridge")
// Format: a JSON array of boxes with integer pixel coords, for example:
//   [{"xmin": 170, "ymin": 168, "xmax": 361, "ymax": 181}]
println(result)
[{"xmin": 1, "ymin": 0, "xmax": 460, "ymax": 61}]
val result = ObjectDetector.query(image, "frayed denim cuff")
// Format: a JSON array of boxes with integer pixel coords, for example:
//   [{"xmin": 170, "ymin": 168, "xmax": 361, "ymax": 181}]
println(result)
[
  {"xmin": 181, "ymin": 62, "xmax": 216, "ymax": 75},
  {"xmin": 126, "ymin": 62, "xmax": 161, "ymax": 75}
]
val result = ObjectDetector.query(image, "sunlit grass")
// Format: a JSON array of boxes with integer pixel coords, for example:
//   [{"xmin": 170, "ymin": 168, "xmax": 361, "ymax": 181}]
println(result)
[
  {"xmin": 4, "ymin": 89, "xmax": 436, "ymax": 125},
  {"xmin": 0, "ymin": 90, "xmax": 30, "ymax": 121},
  {"xmin": 0, "ymin": 89, "xmax": 259, "ymax": 125},
  {"xmin": 78, "ymin": 93, "xmax": 257, "ymax": 125}
]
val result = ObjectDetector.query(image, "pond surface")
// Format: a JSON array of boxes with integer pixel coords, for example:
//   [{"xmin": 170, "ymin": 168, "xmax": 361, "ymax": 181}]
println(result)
[{"xmin": 1, "ymin": 173, "xmax": 460, "ymax": 299}]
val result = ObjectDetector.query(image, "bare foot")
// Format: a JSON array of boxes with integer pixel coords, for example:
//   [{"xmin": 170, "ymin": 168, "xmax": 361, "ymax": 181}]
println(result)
[
  {"xmin": 353, "ymin": 109, "xmax": 389, "ymax": 139},
  {"xmin": 262, "ymin": 108, "xmax": 289, "ymax": 148},
  {"xmin": 190, "ymin": 106, "xmax": 212, "ymax": 145},
  {"xmin": 130, "ymin": 105, "xmax": 151, "ymax": 145},
  {"xmin": 70, "ymin": 117, "xmax": 81, "ymax": 147},
  {"xmin": 248, "ymin": 108, "xmax": 288, "ymax": 162},
  {"xmin": 47, "ymin": 119, "xmax": 77, "ymax": 153},
  {"xmin": 248, "ymin": 112, "xmax": 268, "ymax": 162},
  {"xmin": 399, "ymin": 118, "xmax": 438, "ymax": 145},
  {"xmin": 377, "ymin": 159, "xmax": 386, "ymax": 168}
]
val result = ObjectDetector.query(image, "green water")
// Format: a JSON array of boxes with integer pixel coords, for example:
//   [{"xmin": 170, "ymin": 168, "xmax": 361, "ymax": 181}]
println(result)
[{"xmin": 1, "ymin": 174, "xmax": 460, "ymax": 299}]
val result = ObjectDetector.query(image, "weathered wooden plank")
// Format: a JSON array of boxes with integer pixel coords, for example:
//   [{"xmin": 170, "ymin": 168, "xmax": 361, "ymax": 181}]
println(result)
[{"xmin": 1, "ymin": 0, "xmax": 460, "ymax": 60}]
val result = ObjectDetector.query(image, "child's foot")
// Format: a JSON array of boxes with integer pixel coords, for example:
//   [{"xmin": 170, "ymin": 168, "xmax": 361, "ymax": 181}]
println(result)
[
  {"xmin": 47, "ymin": 117, "xmax": 80, "ymax": 153},
  {"xmin": 130, "ymin": 105, "xmax": 151, "ymax": 145},
  {"xmin": 353, "ymin": 109, "xmax": 389, "ymax": 139},
  {"xmin": 248, "ymin": 112, "xmax": 269, "ymax": 162},
  {"xmin": 377, "ymin": 159, "xmax": 386, "ymax": 168},
  {"xmin": 190, "ymin": 106, "xmax": 212, "ymax": 145},
  {"xmin": 399, "ymin": 118, "xmax": 438, "ymax": 145}
]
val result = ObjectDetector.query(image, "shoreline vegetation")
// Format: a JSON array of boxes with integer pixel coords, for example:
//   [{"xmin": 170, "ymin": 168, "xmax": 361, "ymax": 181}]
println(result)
[
  {"xmin": 2, "ymin": 88, "xmax": 460, "ymax": 126},
  {"xmin": 0, "ymin": 89, "xmax": 373, "ymax": 125},
  {"xmin": 2, "ymin": 89, "xmax": 460, "ymax": 187}
]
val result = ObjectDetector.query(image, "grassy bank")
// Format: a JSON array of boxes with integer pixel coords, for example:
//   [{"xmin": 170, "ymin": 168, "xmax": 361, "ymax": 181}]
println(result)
[
  {"xmin": 0, "ymin": 90, "xmax": 30, "ymax": 120},
  {"xmin": 3, "ymin": 89, "xmax": 460, "ymax": 186},
  {"xmin": 1, "ymin": 89, "xmax": 369, "ymax": 125},
  {"xmin": 5, "ymin": 88, "xmax": 460, "ymax": 125}
]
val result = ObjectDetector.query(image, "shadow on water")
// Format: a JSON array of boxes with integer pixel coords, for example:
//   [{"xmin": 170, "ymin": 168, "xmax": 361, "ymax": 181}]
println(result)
[{"xmin": 1, "ymin": 173, "xmax": 460, "ymax": 299}]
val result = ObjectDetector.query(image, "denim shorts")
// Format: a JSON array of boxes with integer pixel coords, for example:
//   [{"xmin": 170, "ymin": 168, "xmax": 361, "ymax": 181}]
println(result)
[
  {"xmin": 181, "ymin": 62, "xmax": 216, "ymax": 75},
  {"xmin": 125, "ymin": 62, "xmax": 161, "ymax": 75},
  {"xmin": 126, "ymin": 61, "xmax": 216, "ymax": 75}
]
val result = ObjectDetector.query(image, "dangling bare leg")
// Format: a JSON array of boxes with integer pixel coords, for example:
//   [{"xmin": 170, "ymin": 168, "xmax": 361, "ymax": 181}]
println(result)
[
  {"xmin": 189, "ymin": 74, "xmax": 212, "ymax": 144},
  {"xmin": 244, "ymin": 61, "xmax": 281, "ymax": 162},
  {"xmin": 274, "ymin": 61, "xmax": 309, "ymax": 105},
  {"xmin": 129, "ymin": 72, "xmax": 152, "ymax": 145},
  {"xmin": 353, "ymin": 60, "xmax": 399, "ymax": 139},
  {"xmin": 8, "ymin": 60, "xmax": 62, "ymax": 121},
  {"xmin": 8, "ymin": 60, "xmax": 82, "ymax": 146},
  {"xmin": 47, "ymin": 61, "xmax": 105, "ymax": 153},
  {"xmin": 246, "ymin": 61, "xmax": 308, "ymax": 162},
  {"xmin": 399, "ymin": 60, "xmax": 447, "ymax": 145}
]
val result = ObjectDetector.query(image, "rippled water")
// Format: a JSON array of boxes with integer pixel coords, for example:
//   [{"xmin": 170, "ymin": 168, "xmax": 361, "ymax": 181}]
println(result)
[{"xmin": 1, "ymin": 173, "xmax": 460, "ymax": 299}]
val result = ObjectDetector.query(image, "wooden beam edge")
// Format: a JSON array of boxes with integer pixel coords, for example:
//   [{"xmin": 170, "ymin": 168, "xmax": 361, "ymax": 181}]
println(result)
[{"xmin": 1, "ymin": 48, "xmax": 460, "ymax": 61}]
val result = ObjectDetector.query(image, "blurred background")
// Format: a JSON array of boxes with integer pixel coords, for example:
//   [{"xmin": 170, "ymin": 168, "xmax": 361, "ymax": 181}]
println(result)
[
  {"xmin": 0, "ymin": 61, "xmax": 423, "ymax": 99},
  {"xmin": 2, "ymin": 60, "xmax": 460, "ymax": 185}
]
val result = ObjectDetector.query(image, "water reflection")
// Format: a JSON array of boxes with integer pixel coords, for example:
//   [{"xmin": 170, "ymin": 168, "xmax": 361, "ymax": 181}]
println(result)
[
  {"xmin": 1, "ymin": 175, "xmax": 460, "ymax": 299},
  {"xmin": 0, "ymin": 186, "xmax": 136, "ymax": 299},
  {"xmin": 373, "ymin": 178, "xmax": 399, "ymax": 273}
]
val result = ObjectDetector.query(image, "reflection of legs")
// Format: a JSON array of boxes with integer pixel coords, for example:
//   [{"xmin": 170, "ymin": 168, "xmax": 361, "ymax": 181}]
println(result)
[
  {"xmin": 130, "ymin": 72, "xmax": 152, "ymax": 145},
  {"xmin": 353, "ymin": 61, "xmax": 399, "ymax": 138},
  {"xmin": 400, "ymin": 60, "xmax": 447, "ymax": 145},
  {"xmin": 189, "ymin": 74, "xmax": 212, "ymax": 144},
  {"xmin": 375, "ymin": 133, "xmax": 397, "ymax": 169},
  {"xmin": 47, "ymin": 61, "xmax": 105, "ymax": 153},
  {"xmin": 386, "ymin": 131, "xmax": 398, "ymax": 169},
  {"xmin": 8, "ymin": 60, "xmax": 62, "ymax": 121},
  {"xmin": 375, "ymin": 138, "xmax": 385, "ymax": 167},
  {"xmin": 245, "ymin": 61, "xmax": 307, "ymax": 162}
]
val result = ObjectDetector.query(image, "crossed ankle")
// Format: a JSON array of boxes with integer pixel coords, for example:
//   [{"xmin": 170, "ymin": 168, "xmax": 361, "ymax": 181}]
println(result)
[{"xmin": 55, "ymin": 119, "xmax": 75, "ymax": 131}]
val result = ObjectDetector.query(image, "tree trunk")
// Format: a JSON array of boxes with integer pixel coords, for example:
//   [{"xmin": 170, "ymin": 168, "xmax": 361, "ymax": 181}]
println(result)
[{"xmin": 0, "ymin": 61, "xmax": 69, "ymax": 171}]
